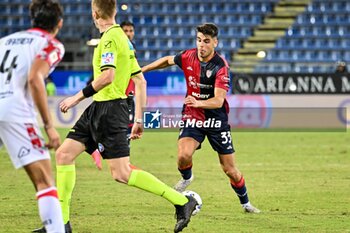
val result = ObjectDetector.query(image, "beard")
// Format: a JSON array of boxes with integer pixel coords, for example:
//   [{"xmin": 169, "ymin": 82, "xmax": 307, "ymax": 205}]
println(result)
[{"xmin": 199, "ymin": 49, "xmax": 210, "ymax": 59}]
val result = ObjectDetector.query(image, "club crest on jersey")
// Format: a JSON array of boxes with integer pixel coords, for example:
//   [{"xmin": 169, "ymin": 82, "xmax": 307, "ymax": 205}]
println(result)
[
  {"xmin": 206, "ymin": 70, "xmax": 213, "ymax": 78},
  {"xmin": 101, "ymin": 52, "xmax": 114, "ymax": 65}
]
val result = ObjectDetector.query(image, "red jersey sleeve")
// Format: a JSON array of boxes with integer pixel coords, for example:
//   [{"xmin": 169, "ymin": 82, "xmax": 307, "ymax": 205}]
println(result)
[
  {"xmin": 215, "ymin": 66, "xmax": 230, "ymax": 91},
  {"xmin": 36, "ymin": 39, "xmax": 65, "ymax": 72}
]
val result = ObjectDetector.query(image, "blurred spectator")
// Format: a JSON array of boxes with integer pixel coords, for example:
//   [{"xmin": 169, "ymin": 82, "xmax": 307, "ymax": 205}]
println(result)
[
  {"xmin": 121, "ymin": 21, "xmax": 135, "ymax": 47},
  {"xmin": 335, "ymin": 61, "xmax": 347, "ymax": 73},
  {"xmin": 46, "ymin": 76, "xmax": 57, "ymax": 96},
  {"xmin": 121, "ymin": 21, "xmax": 137, "ymax": 142}
]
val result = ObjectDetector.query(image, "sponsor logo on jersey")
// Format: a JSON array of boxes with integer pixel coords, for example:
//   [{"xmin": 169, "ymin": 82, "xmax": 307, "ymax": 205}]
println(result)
[
  {"xmin": 101, "ymin": 52, "xmax": 114, "ymax": 65},
  {"xmin": 197, "ymin": 83, "xmax": 213, "ymax": 89},
  {"xmin": 191, "ymin": 91, "xmax": 210, "ymax": 99}
]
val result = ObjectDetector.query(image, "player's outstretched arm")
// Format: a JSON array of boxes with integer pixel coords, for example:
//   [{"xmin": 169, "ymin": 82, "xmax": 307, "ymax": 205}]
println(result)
[
  {"xmin": 141, "ymin": 56, "xmax": 175, "ymax": 73},
  {"xmin": 59, "ymin": 91, "xmax": 84, "ymax": 113},
  {"xmin": 130, "ymin": 72, "xmax": 147, "ymax": 140},
  {"xmin": 28, "ymin": 58, "xmax": 60, "ymax": 149},
  {"xmin": 60, "ymin": 68, "xmax": 115, "ymax": 113}
]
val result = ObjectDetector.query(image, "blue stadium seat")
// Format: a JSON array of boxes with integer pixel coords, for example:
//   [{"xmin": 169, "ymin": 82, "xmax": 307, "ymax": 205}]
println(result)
[
  {"xmin": 329, "ymin": 39, "xmax": 341, "ymax": 48},
  {"xmin": 341, "ymin": 39, "xmax": 350, "ymax": 48},
  {"xmin": 0, "ymin": 18, "xmax": 8, "ymax": 26},
  {"xmin": 337, "ymin": 14, "xmax": 350, "ymax": 24},
  {"xmin": 10, "ymin": 0, "xmax": 350, "ymax": 69},
  {"xmin": 301, "ymin": 38, "xmax": 314, "ymax": 48},
  {"xmin": 344, "ymin": 51, "xmax": 350, "ymax": 61},
  {"xmin": 294, "ymin": 64, "xmax": 313, "ymax": 73}
]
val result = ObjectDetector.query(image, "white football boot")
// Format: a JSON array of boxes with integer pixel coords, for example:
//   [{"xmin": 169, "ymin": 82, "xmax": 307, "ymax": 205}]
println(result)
[
  {"xmin": 174, "ymin": 175, "xmax": 194, "ymax": 192},
  {"xmin": 242, "ymin": 202, "xmax": 261, "ymax": 213}
]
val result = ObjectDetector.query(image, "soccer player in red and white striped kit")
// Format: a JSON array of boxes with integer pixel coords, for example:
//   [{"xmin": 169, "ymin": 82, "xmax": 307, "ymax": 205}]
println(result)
[{"xmin": 0, "ymin": 0, "xmax": 65, "ymax": 232}]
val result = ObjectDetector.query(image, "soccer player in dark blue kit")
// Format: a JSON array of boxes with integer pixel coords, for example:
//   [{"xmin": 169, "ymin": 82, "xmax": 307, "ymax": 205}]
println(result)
[{"xmin": 142, "ymin": 23, "xmax": 260, "ymax": 213}]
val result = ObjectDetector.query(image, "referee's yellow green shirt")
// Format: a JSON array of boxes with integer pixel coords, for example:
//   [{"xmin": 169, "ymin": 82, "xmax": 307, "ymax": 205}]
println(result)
[{"xmin": 92, "ymin": 24, "xmax": 141, "ymax": 101}]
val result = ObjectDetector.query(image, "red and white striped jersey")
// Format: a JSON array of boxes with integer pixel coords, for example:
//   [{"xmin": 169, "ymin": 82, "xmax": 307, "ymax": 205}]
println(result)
[{"xmin": 0, "ymin": 28, "xmax": 64, "ymax": 123}]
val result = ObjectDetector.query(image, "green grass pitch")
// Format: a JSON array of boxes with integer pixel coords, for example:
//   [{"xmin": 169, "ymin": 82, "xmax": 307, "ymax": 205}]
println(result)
[{"xmin": 0, "ymin": 128, "xmax": 349, "ymax": 232}]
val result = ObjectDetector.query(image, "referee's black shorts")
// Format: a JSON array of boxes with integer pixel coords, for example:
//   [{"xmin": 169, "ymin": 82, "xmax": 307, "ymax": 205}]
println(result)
[{"xmin": 67, "ymin": 98, "xmax": 129, "ymax": 159}]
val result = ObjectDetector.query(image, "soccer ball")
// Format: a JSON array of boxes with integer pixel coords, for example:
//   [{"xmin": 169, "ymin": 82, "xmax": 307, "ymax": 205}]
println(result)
[{"xmin": 182, "ymin": 190, "xmax": 202, "ymax": 216}]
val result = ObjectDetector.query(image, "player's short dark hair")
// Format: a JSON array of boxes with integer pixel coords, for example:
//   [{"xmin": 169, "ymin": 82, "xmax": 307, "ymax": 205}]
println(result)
[
  {"xmin": 120, "ymin": 21, "xmax": 135, "ymax": 28},
  {"xmin": 30, "ymin": 0, "xmax": 63, "ymax": 32},
  {"xmin": 196, "ymin": 23, "xmax": 219, "ymax": 38}
]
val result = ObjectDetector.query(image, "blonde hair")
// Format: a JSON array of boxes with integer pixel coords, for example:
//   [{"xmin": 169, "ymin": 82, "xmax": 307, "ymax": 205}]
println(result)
[{"xmin": 92, "ymin": 0, "xmax": 116, "ymax": 19}]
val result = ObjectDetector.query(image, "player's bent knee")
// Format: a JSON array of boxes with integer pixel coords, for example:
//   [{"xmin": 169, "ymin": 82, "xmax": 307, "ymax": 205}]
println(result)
[
  {"xmin": 178, "ymin": 150, "xmax": 193, "ymax": 161},
  {"xmin": 223, "ymin": 167, "xmax": 241, "ymax": 179},
  {"xmin": 55, "ymin": 149, "xmax": 74, "ymax": 165}
]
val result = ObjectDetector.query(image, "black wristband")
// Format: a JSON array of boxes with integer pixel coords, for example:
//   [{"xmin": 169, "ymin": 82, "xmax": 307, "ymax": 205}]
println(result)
[{"xmin": 82, "ymin": 84, "xmax": 97, "ymax": 98}]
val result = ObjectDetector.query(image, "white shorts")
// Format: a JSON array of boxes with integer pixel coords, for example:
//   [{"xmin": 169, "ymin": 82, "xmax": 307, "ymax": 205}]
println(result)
[{"xmin": 0, "ymin": 121, "xmax": 50, "ymax": 169}]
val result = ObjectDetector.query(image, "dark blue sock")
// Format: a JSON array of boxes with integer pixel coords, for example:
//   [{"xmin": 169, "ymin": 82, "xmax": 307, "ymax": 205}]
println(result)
[
  {"xmin": 230, "ymin": 177, "xmax": 249, "ymax": 204},
  {"xmin": 178, "ymin": 165, "xmax": 192, "ymax": 180}
]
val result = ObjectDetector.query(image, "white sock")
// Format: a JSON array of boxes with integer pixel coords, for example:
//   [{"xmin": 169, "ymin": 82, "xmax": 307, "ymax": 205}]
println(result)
[
  {"xmin": 242, "ymin": 201, "xmax": 251, "ymax": 208},
  {"xmin": 36, "ymin": 187, "xmax": 64, "ymax": 233}
]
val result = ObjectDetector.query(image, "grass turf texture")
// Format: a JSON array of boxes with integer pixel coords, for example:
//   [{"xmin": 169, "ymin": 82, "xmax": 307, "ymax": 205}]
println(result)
[{"xmin": 0, "ymin": 128, "xmax": 349, "ymax": 233}]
